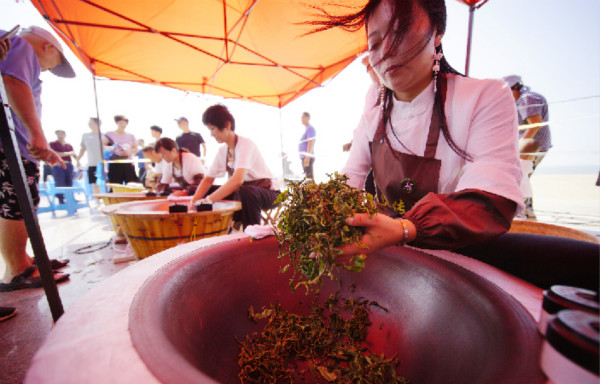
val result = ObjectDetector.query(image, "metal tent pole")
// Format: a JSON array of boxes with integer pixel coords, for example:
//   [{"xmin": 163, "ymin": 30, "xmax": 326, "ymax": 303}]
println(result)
[
  {"xmin": 0, "ymin": 74, "xmax": 64, "ymax": 322},
  {"xmin": 278, "ymin": 98, "xmax": 285, "ymax": 181},
  {"xmin": 91, "ymin": 62, "xmax": 108, "ymax": 187},
  {"xmin": 464, "ymin": 5, "xmax": 475, "ymax": 76}
]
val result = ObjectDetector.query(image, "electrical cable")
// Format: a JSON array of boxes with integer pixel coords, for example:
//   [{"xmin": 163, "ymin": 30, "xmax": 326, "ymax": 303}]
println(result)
[{"xmin": 73, "ymin": 239, "xmax": 112, "ymax": 254}]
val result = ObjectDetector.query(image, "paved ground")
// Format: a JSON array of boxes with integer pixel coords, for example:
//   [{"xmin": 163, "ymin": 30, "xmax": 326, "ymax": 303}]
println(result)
[{"xmin": 0, "ymin": 205, "xmax": 137, "ymax": 384}]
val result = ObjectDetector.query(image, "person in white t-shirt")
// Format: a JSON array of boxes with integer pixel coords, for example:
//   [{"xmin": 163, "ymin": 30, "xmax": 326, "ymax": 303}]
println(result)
[
  {"xmin": 154, "ymin": 137, "xmax": 205, "ymax": 196},
  {"xmin": 140, "ymin": 145, "xmax": 165, "ymax": 190},
  {"xmin": 190, "ymin": 104, "xmax": 280, "ymax": 228}
]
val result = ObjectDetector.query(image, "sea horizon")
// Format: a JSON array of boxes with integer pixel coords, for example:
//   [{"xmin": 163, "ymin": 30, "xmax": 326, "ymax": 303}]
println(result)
[{"xmin": 535, "ymin": 164, "xmax": 599, "ymax": 175}]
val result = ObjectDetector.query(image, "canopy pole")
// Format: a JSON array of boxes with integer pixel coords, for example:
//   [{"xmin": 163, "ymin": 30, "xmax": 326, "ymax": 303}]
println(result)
[
  {"xmin": 464, "ymin": 5, "xmax": 475, "ymax": 76},
  {"xmin": 0, "ymin": 74, "xmax": 64, "ymax": 322},
  {"xmin": 91, "ymin": 62, "xmax": 108, "ymax": 189},
  {"xmin": 278, "ymin": 98, "xmax": 285, "ymax": 182}
]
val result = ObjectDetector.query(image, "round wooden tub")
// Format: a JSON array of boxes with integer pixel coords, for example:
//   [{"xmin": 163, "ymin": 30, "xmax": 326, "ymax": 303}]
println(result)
[
  {"xmin": 106, "ymin": 183, "xmax": 147, "ymax": 193},
  {"xmin": 102, "ymin": 199, "xmax": 241, "ymax": 259},
  {"xmin": 509, "ymin": 219, "xmax": 599, "ymax": 244},
  {"xmin": 94, "ymin": 192, "xmax": 167, "ymax": 206},
  {"xmin": 95, "ymin": 192, "xmax": 167, "ymax": 232}
]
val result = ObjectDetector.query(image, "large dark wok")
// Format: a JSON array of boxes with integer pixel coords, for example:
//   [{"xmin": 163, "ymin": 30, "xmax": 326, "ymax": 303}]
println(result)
[{"xmin": 129, "ymin": 236, "xmax": 544, "ymax": 383}]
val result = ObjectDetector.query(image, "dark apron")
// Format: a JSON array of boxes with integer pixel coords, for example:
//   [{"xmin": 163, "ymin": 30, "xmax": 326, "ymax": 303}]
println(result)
[{"xmin": 371, "ymin": 75, "xmax": 446, "ymax": 217}]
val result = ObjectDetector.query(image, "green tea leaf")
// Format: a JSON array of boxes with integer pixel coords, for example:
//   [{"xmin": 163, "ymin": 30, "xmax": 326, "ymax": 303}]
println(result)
[{"xmin": 275, "ymin": 173, "xmax": 378, "ymax": 291}]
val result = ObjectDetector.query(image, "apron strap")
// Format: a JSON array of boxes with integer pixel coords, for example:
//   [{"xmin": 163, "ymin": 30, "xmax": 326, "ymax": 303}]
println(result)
[
  {"xmin": 423, "ymin": 73, "xmax": 447, "ymax": 158},
  {"xmin": 225, "ymin": 134, "xmax": 238, "ymax": 177},
  {"xmin": 373, "ymin": 74, "xmax": 448, "ymax": 158}
]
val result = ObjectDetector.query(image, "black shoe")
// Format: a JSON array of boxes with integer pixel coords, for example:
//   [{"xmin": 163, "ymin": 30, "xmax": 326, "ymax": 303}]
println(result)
[
  {"xmin": 33, "ymin": 258, "xmax": 70, "ymax": 270},
  {"xmin": 0, "ymin": 306, "xmax": 17, "ymax": 322}
]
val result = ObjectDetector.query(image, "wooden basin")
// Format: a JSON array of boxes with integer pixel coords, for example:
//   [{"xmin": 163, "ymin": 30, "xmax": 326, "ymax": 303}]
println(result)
[
  {"xmin": 102, "ymin": 199, "xmax": 241, "ymax": 259},
  {"xmin": 510, "ymin": 219, "xmax": 599, "ymax": 244},
  {"xmin": 106, "ymin": 183, "xmax": 147, "ymax": 193},
  {"xmin": 94, "ymin": 192, "xmax": 167, "ymax": 206},
  {"xmin": 95, "ymin": 192, "xmax": 168, "ymax": 232},
  {"xmin": 129, "ymin": 236, "xmax": 545, "ymax": 384}
]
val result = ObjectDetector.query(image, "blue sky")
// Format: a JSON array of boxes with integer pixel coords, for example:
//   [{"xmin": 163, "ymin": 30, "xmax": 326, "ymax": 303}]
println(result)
[{"xmin": 2, "ymin": 0, "xmax": 599, "ymax": 178}]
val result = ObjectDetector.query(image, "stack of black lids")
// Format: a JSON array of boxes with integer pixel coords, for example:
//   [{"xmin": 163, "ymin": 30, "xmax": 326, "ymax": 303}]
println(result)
[{"xmin": 539, "ymin": 286, "xmax": 599, "ymax": 384}]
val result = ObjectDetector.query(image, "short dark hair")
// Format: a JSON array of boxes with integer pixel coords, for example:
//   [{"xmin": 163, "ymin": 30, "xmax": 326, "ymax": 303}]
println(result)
[
  {"xmin": 89, "ymin": 117, "xmax": 101, "ymax": 126},
  {"xmin": 114, "ymin": 115, "xmax": 128, "ymax": 123},
  {"xmin": 302, "ymin": 112, "xmax": 310, "ymax": 118},
  {"xmin": 154, "ymin": 137, "xmax": 178, "ymax": 153},
  {"xmin": 202, "ymin": 104, "xmax": 236, "ymax": 132},
  {"xmin": 150, "ymin": 125, "xmax": 163, "ymax": 134},
  {"xmin": 141, "ymin": 145, "xmax": 156, "ymax": 153}
]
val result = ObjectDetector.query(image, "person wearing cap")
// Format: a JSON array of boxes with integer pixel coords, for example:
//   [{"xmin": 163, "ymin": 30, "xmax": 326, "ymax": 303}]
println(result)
[
  {"xmin": 502, "ymin": 75, "xmax": 552, "ymax": 219},
  {"xmin": 175, "ymin": 117, "xmax": 206, "ymax": 158},
  {"xmin": 105, "ymin": 115, "xmax": 138, "ymax": 186},
  {"xmin": 0, "ymin": 31, "xmax": 16, "ymax": 318},
  {"xmin": 49, "ymin": 129, "xmax": 76, "ymax": 204},
  {"xmin": 0, "ymin": 26, "xmax": 74, "ymax": 291}
]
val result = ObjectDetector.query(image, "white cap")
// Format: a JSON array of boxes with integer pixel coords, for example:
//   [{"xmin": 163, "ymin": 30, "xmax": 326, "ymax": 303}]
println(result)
[
  {"xmin": 502, "ymin": 74, "xmax": 522, "ymax": 88},
  {"xmin": 21, "ymin": 26, "xmax": 76, "ymax": 78}
]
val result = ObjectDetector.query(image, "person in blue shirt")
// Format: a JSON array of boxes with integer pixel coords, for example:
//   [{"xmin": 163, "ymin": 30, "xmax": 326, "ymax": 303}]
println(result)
[{"xmin": 298, "ymin": 112, "xmax": 316, "ymax": 179}]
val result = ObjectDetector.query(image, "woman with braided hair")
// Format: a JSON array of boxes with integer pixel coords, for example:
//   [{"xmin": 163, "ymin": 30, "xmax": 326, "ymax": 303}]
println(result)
[{"xmin": 315, "ymin": 0, "xmax": 597, "ymax": 290}]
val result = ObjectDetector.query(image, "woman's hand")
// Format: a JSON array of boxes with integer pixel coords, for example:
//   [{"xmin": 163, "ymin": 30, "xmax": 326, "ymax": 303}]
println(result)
[{"xmin": 338, "ymin": 213, "xmax": 415, "ymax": 259}]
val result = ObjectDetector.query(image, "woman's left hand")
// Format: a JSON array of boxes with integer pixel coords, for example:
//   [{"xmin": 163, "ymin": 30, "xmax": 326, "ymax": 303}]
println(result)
[{"xmin": 338, "ymin": 213, "xmax": 409, "ymax": 258}]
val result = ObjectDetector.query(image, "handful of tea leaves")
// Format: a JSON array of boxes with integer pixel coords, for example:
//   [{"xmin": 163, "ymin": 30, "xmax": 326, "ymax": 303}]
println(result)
[
  {"xmin": 237, "ymin": 295, "xmax": 409, "ymax": 383},
  {"xmin": 274, "ymin": 173, "xmax": 378, "ymax": 292}
]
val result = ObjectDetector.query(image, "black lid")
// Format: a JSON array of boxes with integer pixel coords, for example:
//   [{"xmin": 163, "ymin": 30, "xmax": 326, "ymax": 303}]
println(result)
[
  {"xmin": 542, "ymin": 285, "xmax": 599, "ymax": 315},
  {"xmin": 168, "ymin": 204, "xmax": 188, "ymax": 213},
  {"xmin": 546, "ymin": 310, "xmax": 600, "ymax": 374}
]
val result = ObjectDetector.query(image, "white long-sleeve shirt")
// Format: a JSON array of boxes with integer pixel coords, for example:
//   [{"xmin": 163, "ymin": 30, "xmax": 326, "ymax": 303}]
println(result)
[{"xmin": 342, "ymin": 74, "xmax": 523, "ymax": 210}]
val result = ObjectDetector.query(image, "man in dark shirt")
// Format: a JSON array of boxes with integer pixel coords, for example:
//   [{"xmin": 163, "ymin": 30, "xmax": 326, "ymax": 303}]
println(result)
[
  {"xmin": 175, "ymin": 117, "xmax": 206, "ymax": 158},
  {"xmin": 49, "ymin": 129, "xmax": 76, "ymax": 204}
]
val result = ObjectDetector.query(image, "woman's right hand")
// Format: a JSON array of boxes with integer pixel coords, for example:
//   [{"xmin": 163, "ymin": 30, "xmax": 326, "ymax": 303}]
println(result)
[{"xmin": 188, "ymin": 195, "xmax": 198, "ymax": 210}]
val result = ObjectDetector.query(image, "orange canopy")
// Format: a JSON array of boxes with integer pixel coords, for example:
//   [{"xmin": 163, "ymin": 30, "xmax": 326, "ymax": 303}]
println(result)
[{"xmin": 31, "ymin": 0, "xmax": 367, "ymax": 108}]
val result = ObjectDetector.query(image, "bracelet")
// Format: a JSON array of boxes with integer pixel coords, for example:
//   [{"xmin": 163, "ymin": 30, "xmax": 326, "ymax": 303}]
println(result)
[{"xmin": 397, "ymin": 219, "xmax": 409, "ymax": 246}]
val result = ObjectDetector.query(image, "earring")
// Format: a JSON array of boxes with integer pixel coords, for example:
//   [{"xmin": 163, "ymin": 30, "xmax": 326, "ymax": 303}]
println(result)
[
  {"xmin": 379, "ymin": 85, "xmax": 386, "ymax": 110},
  {"xmin": 432, "ymin": 50, "xmax": 443, "ymax": 93}
]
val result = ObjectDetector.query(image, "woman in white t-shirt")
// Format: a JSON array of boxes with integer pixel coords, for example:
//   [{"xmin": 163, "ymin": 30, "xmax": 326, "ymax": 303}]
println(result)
[
  {"xmin": 190, "ymin": 104, "xmax": 280, "ymax": 228},
  {"xmin": 154, "ymin": 137, "xmax": 205, "ymax": 195}
]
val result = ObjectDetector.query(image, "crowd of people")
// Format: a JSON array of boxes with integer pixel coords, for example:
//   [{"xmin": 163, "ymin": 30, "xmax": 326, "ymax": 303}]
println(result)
[
  {"xmin": 0, "ymin": 0, "xmax": 597, "ymax": 325},
  {"xmin": 38, "ymin": 113, "xmax": 210, "ymax": 197}
]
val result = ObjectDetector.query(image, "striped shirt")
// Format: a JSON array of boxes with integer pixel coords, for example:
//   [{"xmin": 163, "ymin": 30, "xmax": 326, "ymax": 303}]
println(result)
[{"xmin": 516, "ymin": 87, "xmax": 552, "ymax": 152}]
